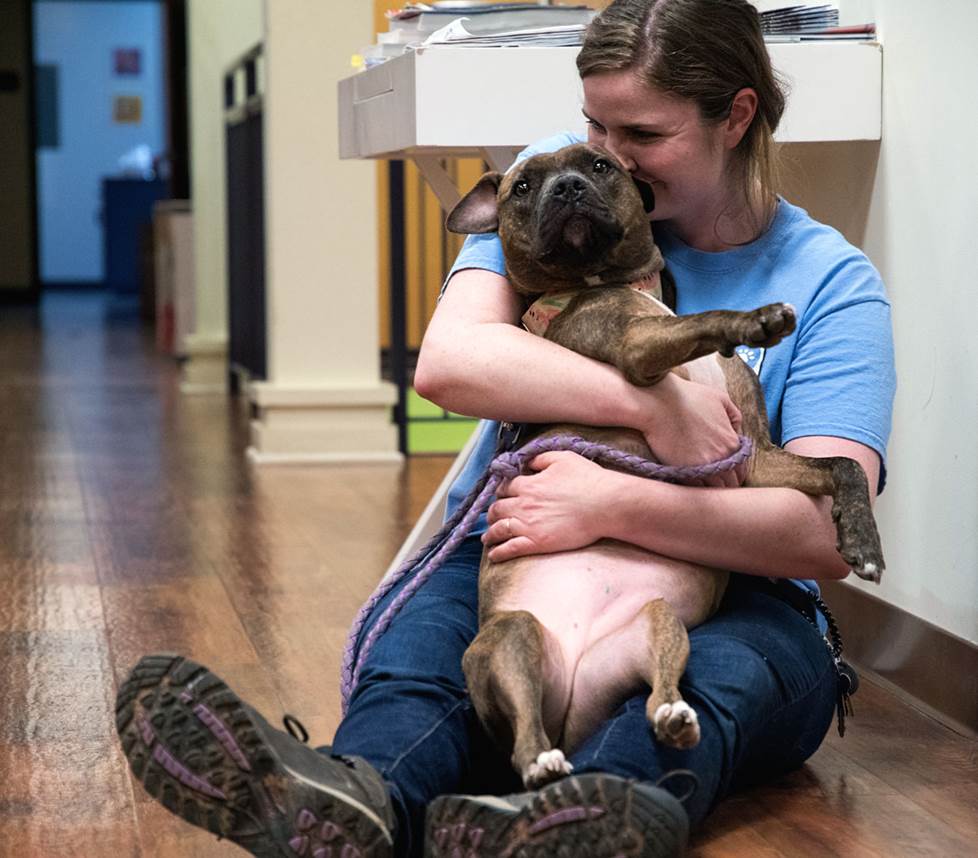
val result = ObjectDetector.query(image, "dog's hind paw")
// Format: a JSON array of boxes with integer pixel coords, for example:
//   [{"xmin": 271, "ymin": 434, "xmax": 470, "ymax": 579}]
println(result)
[
  {"xmin": 652, "ymin": 701, "xmax": 701, "ymax": 750},
  {"xmin": 837, "ymin": 516, "xmax": 885, "ymax": 584},
  {"xmin": 850, "ymin": 560, "xmax": 883, "ymax": 583},
  {"xmin": 523, "ymin": 749, "xmax": 573, "ymax": 789}
]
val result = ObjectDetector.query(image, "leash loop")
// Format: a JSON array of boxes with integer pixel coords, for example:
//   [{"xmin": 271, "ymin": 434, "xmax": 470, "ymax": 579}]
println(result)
[
  {"xmin": 340, "ymin": 432, "xmax": 754, "ymax": 712},
  {"xmin": 489, "ymin": 452, "xmax": 523, "ymax": 480}
]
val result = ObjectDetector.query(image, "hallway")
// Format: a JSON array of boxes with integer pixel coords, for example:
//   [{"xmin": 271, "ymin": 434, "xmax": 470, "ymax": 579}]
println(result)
[{"xmin": 0, "ymin": 293, "xmax": 975, "ymax": 856}]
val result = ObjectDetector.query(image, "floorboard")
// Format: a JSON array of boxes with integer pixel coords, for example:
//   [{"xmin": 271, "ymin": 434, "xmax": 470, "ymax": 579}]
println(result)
[{"xmin": 1, "ymin": 293, "xmax": 974, "ymax": 857}]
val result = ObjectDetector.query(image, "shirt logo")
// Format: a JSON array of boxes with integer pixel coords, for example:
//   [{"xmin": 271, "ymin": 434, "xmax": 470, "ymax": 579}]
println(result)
[{"xmin": 735, "ymin": 344, "xmax": 765, "ymax": 376}]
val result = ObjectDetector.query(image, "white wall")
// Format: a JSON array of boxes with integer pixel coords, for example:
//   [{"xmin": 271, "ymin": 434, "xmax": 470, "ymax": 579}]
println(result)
[{"xmin": 781, "ymin": 1, "xmax": 978, "ymax": 644}]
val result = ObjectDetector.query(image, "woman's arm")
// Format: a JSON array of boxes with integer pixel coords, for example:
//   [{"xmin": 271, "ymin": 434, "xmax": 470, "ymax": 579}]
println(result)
[
  {"xmin": 483, "ymin": 435, "xmax": 881, "ymax": 581},
  {"xmin": 416, "ymin": 268, "xmax": 747, "ymax": 486}
]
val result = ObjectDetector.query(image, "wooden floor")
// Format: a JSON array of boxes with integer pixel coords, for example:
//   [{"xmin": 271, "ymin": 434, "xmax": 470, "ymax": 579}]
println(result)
[{"xmin": 1, "ymin": 292, "xmax": 975, "ymax": 857}]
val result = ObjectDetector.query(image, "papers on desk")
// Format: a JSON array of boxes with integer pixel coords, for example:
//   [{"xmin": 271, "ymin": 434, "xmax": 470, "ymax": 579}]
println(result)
[
  {"xmin": 421, "ymin": 18, "xmax": 588, "ymax": 49},
  {"xmin": 387, "ymin": 4, "xmax": 594, "ymax": 36},
  {"xmin": 760, "ymin": 3, "xmax": 840, "ymax": 34},
  {"xmin": 355, "ymin": 3, "xmax": 595, "ymax": 68}
]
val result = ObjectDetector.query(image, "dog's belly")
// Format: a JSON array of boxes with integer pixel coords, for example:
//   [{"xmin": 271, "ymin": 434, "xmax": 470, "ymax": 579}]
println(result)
[{"xmin": 491, "ymin": 540, "xmax": 725, "ymax": 656}]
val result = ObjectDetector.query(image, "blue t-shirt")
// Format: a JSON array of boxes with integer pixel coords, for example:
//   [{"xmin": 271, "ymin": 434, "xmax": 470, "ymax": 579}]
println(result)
[{"xmin": 439, "ymin": 132, "xmax": 896, "ymax": 599}]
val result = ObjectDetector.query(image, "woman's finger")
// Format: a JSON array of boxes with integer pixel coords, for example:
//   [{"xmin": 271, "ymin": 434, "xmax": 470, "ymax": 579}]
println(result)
[
  {"xmin": 486, "ymin": 498, "xmax": 515, "ymax": 524},
  {"xmin": 723, "ymin": 397, "xmax": 743, "ymax": 433},
  {"xmin": 482, "ymin": 514, "xmax": 519, "ymax": 546},
  {"xmin": 526, "ymin": 451, "xmax": 567, "ymax": 471},
  {"xmin": 495, "ymin": 473, "xmax": 532, "ymax": 499},
  {"xmin": 717, "ymin": 470, "xmax": 739, "ymax": 488},
  {"xmin": 487, "ymin": 535, "xmax": 538, "ymax": 563}
]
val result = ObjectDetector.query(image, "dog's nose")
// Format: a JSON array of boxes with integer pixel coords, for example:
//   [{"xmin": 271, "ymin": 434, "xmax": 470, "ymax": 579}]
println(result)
[{"xmin": 552, "ymin": 174, "xmax": 587, "ymax": 201}]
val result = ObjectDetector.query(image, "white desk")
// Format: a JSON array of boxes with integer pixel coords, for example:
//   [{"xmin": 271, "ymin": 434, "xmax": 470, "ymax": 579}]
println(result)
[{"xmin": 338, "ymin": 42, "xmax": 882, "ymax": 210}]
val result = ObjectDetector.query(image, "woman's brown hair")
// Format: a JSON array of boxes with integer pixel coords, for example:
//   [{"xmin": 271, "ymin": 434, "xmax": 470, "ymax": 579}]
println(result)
[{"xmin": 577, "ymin": 0, "xmax": 786, "ymax": 237}]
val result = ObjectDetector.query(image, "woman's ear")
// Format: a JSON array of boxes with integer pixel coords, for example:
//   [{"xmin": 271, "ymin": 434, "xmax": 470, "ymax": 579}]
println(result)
[{"xmin": 724, "ymin": 87, "xmax": 759, "ymax": 149}]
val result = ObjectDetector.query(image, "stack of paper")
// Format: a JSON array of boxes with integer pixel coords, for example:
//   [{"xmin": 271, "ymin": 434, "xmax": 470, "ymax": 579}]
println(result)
[
  {"xmin": 760, "ymin": 4, "xmax": 839, "ymax": 34},
  {"xmin": 355, "ymin": 3, "xmax": 595, "ymax": 67},
  {"xmin": 388, "ymin": 4, "xmax": 594, "ymax": 37},
  {"xmin": 422, "ymin": 18, "xmax": 588, "ymax": 48}
]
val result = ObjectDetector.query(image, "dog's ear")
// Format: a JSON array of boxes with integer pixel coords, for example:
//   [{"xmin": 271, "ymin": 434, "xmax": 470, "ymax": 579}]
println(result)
[{"xmin": 446, "ymin": 172, "xmax": 502, "ymax": 234}]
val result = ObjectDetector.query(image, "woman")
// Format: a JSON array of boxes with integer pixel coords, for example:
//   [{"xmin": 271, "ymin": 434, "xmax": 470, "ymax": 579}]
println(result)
[{"xmin": 116, "ymin": 2, "xmax": 895, "ymax": 857}]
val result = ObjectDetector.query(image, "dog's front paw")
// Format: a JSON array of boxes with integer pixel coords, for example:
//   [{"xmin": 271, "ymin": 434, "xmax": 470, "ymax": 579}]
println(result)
[
  {"xmin": 725, "ymin": 303, "xmax": 797, "ymax": 355},
  {"xmin": 652, "ymin": 701, "xmax": 701, "ymax": 749},
  {"xmin": 523, "ymin": 749, "xmax": 573, "ymax": 789}
]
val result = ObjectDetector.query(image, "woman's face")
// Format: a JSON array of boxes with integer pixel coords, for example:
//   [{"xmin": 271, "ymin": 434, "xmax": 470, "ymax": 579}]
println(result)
[{"xmin": 581, "ymin": 70, "xmax": 732, "ymax": 230}]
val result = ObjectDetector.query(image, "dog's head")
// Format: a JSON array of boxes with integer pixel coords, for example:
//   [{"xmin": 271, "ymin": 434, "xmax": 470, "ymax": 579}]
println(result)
[{"xmin": 446, "ymin": 143, "xmax": 662, "ymax": 296}]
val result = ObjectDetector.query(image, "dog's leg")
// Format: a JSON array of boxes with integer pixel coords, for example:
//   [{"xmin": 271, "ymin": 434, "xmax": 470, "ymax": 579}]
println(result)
[
  {"xmin": 563, "ymin": 599, "xmax": 698, "ymax": 752},
  {"xmin": 748, "ymin": 445, "xmax": 885, "ymax": 582},
  {"xmin": 462, "ymin": 610, "xmax": 573, "ymax": 789},
  {"xmin": 617, "ymin": 304, "xmax": 797, "ymax": 386},
  {"xmin": 637, "ymin": 599, "xmax": 700, "ymax": 749},
  {"xmin": 547, "ymin": 291, "xmax": 796, "ymax": 387}
]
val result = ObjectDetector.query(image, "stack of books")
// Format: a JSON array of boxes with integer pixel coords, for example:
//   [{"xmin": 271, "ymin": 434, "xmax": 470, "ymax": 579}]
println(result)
[{"xmin": 356, "ymin": 3, "xmax": 596, "ymax": 68}]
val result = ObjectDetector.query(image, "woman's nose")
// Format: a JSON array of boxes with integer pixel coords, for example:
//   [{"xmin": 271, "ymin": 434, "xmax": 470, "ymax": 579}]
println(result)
[{"xmin": 603, "ymin": 136, "xmax": 637, "ymax": 172}]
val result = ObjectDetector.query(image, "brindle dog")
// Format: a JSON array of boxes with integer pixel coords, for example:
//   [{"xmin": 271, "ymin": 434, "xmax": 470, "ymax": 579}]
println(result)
[{"xmin": 445, "ymin": 142, "xmax": 883, "ymax": 789}]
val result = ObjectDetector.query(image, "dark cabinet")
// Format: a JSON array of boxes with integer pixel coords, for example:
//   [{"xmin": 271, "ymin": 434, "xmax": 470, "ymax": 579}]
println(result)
[{"xmin": 102, "ymin": 177, "xmax": 167, "ymax": 295}]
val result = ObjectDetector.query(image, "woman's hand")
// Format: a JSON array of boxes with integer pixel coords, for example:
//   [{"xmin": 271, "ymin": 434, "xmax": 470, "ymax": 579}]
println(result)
[
  {"xmin": 634, "ymin": 373, "xmax": 747, "ymax": 488},
  {"xmin": 483, "ymin": 451, "xmax": 620, "ymax": 562},
  {"xmin": 631, "ymin": 374, "xmax": 747, "ymax": 488}
]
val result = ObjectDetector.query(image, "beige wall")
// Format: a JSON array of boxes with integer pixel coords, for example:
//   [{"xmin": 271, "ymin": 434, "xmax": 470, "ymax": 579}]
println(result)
[
  {"xmin": 780, "ymin": 1, "xmax": 978, "ymax": 644},
  {"xmin": 245, "ymin": 0, "xmax": 397, "ymax": 463},
  {"xmin": 262, "ymin": 0, "xmax": 380, "ymax": 385},
  {"xmin": 185, "ymin": 0, "xmax": 263, "ymax": 353}
]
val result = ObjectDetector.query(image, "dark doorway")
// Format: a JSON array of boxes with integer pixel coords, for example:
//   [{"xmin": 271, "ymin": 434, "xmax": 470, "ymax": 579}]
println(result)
[{"xmin": 0, "ymin": 0, "xmax": 40, "ymax": 302}]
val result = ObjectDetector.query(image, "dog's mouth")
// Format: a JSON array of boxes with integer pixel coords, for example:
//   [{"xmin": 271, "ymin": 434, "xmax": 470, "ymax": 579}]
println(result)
[
  {"xmin": 560, "ymin": 213, "xmax": 596, "ymax": 252},
  {"xmin": 535, "ymin": 202, "xmax": 622, "ymax": 263}
]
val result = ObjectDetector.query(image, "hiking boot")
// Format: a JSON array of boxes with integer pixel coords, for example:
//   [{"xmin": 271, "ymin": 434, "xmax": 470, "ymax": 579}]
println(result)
[
  {"xmin": 116, "ymin": 653, "xmax": 395, "ymax": 857},
  {"xmin": 424, "ymin": 773, "xmax": 688, "ymax": 857}
]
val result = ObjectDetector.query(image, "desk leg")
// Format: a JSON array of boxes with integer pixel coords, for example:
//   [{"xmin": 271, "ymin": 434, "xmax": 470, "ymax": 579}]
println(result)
[
  {"xmin": 480, "ymin": 147, "xmax": 522, "ymax": 173},
  {"xmin": 412, "ymin": 155, "xmax": 462, "ymax": 213}
]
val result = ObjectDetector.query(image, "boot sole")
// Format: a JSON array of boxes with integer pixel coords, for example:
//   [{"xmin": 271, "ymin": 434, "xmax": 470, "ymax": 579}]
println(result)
[
  {"xmin": 425, "ymin": 773, "xmax": 687, "ymax": 858},
  {"xmin": 115, "ymin": 653, "xmax": 392, "ymax": 857}
]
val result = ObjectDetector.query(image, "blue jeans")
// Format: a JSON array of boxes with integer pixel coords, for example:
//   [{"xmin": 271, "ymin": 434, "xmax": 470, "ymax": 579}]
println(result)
[{"xmin": 332, "ymin": 536, "xmax": 838, "ymax": 856}]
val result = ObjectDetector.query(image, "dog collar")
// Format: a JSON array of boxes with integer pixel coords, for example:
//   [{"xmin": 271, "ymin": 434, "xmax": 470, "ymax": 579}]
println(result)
[{"xmin": 522, "ymin": 271, "xmax": 662, "ymax": 337}]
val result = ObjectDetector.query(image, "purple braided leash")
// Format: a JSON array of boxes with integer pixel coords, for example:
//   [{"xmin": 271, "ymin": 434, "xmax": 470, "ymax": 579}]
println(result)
[{"xmin": 340, "ymin": 432, "xmax": 753, "ymax": 712}]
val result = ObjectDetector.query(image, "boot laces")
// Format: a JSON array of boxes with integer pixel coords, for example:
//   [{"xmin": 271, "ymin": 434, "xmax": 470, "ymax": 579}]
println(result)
[
  {"xmin": 282, "ymin": 713, "xmax": 358, "ymax": 770},
  {"xmin": 282, "ymin": 713, "xmax": 310, "ymax": 744},
  {"xmin": 655, "ymin": 769, "xmax": 699, "ymax": 804}
]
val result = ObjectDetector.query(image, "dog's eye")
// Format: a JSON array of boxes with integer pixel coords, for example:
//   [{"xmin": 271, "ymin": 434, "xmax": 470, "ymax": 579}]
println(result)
[
  {"xmin": 513, "ymin": 180, "xmax": 531, "ymax": 197},
  {"xmin": 593, "ymin": 158, "xmax": 614, "ymax": 174}
]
